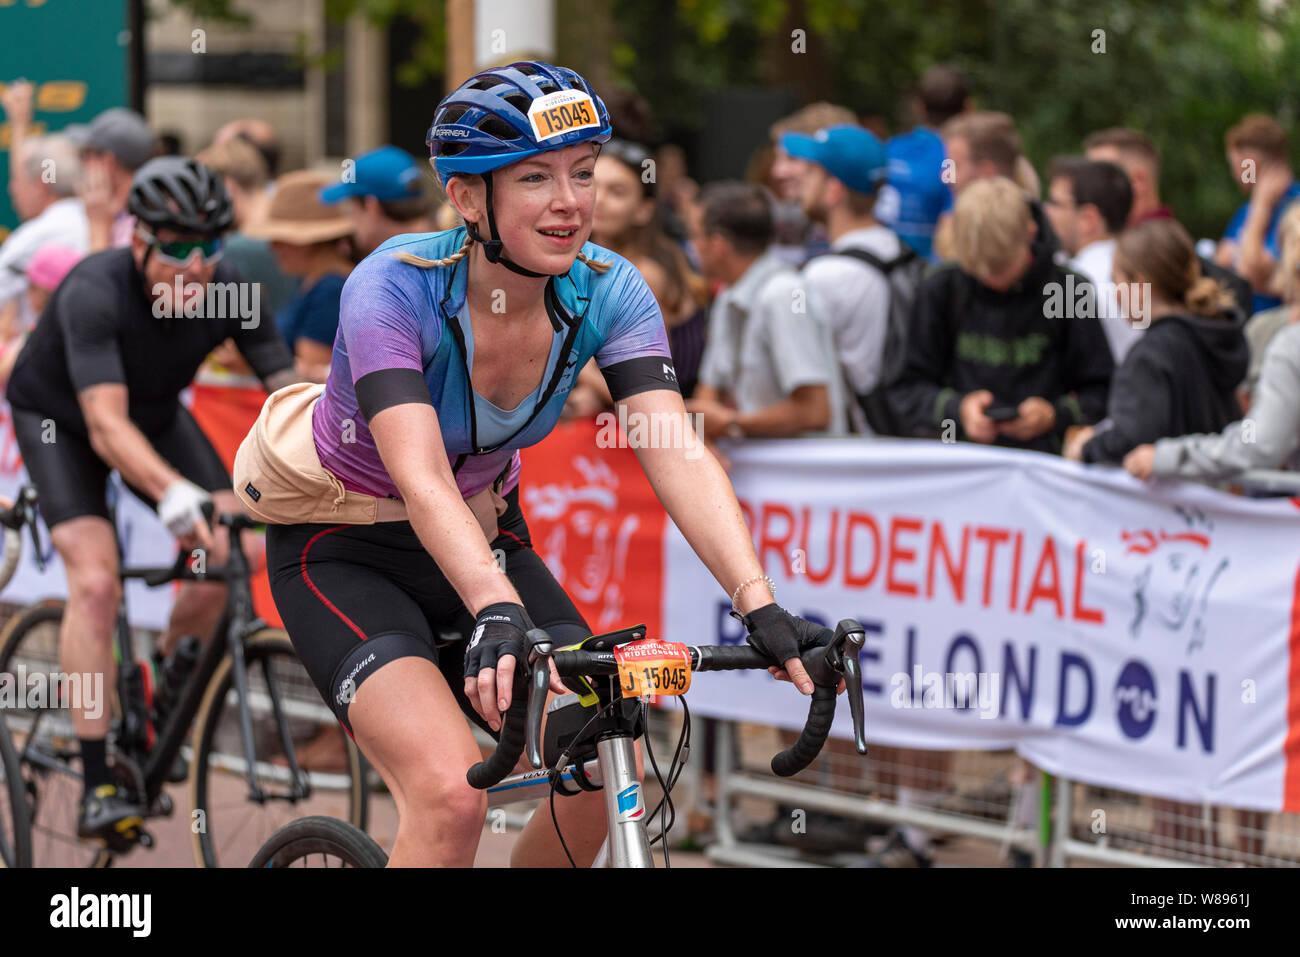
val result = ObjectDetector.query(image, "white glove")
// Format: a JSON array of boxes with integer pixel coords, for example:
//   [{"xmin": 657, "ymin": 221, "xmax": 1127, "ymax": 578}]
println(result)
[{"xmin": 158, "ymin": 479, "xmax": 211, "ymax": 538}]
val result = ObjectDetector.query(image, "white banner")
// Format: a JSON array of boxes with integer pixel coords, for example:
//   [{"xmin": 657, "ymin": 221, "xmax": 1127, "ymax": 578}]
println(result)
[
  {"xmin": 0, "ymin": 402, "xmax": 177, "ymax": 630},
  {"xmin": 662, "ymin": 439, "xmax": 1300, "ymax": 812}
]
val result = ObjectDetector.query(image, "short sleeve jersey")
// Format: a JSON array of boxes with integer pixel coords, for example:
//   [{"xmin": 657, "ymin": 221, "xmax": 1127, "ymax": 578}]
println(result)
[{"xmin": 313, "ymin": 228, "xmax": 678, "ymax": 499}]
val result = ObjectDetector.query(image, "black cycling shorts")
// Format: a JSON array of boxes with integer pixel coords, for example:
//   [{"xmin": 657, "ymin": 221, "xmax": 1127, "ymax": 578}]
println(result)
[
  {"xmin": 265, "ymin": 488, "xmax": 591, "ymax": 735},
  {"xmin": 11, "ymin": 405, "xmax": 231, "ymax": 529}
]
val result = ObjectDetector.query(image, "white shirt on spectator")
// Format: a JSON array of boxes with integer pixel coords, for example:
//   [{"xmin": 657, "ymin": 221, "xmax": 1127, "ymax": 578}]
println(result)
[
  {"xmin": 802, "ymin": 225, "xmax": 900, "ymax": 434},
  {"xmin": 697, "ymin": 250, "xmax": 846, "ymax": 435},
  {"xmin": 0, "ymin": 198, "xmax": 90, "ymax": 329},
  {"xmin": 1070, "ymin": 237, "xmax": 1140, "ymax": 363}
]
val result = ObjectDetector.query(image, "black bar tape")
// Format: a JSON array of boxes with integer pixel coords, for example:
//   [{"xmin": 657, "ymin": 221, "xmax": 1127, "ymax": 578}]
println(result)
[
  {"xmin": 770, "ymin": 683, "xmax": 837, "ymax": 777},
  {"xmin": 695, "ymin": 645, "xmax": 769, "ymax": 671},
  {"xmin": 465, "ymin": 690, "xmax": 530, "ymax": 789}
]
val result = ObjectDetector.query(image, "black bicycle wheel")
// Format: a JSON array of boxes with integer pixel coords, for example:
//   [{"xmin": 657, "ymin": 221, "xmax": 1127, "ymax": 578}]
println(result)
[
  {"xmin": 0, "ymin": 600, "xmax": 111, "ymax": 867},
  {"xmin": 248, "ymin": 815, "xmax": 387, "ymax": 868},
  {"xmin": 190, "ymin": 630, "xmax": 369, "ymax": 867},
  {"xmin": 0, "ymin": 712, "xmax": 32, "ymax": 867}
]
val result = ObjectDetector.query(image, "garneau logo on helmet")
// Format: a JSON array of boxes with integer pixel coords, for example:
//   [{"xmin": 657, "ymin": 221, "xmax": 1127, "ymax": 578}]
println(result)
[{"xmin": 434, "ymin": 126, "xmax": 471, "ymax": 138}]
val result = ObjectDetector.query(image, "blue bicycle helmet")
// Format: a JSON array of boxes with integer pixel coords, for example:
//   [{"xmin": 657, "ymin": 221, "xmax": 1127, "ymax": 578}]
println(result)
[
  {"xmin": 429, "ymin": 61, "xmax": 612, "ymax": 182},
  {"xmin": 427, "ymin": 61, "xmax": 613, "ymax": 277}
]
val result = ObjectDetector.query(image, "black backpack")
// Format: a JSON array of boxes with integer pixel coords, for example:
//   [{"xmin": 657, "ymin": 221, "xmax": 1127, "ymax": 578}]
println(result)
[{"xmin": 822, "ymin": 245, "xmax": 929, "ymax": 435}]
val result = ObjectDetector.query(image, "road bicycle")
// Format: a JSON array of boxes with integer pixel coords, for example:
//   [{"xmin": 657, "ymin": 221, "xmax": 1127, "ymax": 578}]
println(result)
[
  {"xmin": 250, "ymin": 619, "xmax": 868, "ymax": 868},
  {"xmin": 0, "ymin": 490, "xmax": 34, "ymax": 867},
  {"xmin": 0, "ymin": 483, "xmax": 368, "ymax": 867}
]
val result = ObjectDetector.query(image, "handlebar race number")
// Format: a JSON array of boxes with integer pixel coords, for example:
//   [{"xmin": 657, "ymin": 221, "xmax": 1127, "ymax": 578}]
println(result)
[
  {"xmin": 527, "ymin": 90, "xmax": 601, "ymax": 141},
  {"xmin": 614, "ymin": 638, "xmax": 692, "ymax": 699}
]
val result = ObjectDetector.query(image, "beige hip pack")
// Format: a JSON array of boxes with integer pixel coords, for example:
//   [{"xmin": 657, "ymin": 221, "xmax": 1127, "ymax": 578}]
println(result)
[
  {"xmin": 234, "ymin": 382, "xmax": 407, "ymax": 525},
  {"xmin": 233, "ymin": 381, "xmax": 505, "ymax": 537}
]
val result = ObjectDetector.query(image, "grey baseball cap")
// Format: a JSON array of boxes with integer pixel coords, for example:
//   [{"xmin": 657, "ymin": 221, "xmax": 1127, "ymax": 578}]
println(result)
[{"xmin": 67, "ymin": 108, "xmax": 153, "ymax": 171}]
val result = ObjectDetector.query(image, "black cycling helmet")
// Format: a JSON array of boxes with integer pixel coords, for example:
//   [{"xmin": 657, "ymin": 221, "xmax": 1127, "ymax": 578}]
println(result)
[{"xmin": 128, "ymin": 156, "xmax": 234, "ymax": 236}]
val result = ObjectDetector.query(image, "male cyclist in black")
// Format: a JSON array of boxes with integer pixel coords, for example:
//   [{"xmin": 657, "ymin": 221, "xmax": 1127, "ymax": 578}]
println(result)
[{"xmin": 5, "ymin": 157, "xmax": 297, "ymax": 845}]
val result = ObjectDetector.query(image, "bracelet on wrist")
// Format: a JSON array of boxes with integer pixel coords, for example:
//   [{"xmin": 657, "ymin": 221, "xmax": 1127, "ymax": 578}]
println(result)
[{"xmin": 731, "ymin": 574, "xmax": 776, "ymax": 615}]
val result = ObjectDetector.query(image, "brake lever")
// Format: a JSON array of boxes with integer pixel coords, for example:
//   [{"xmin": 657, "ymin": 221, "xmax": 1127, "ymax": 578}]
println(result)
[
  {"xmin": 826, "ymin": 619, "xmax": 867, "ymax": 755},
  {"xmin": 524, "ymin": 628, "xmax": 553, "ymax": 769}
]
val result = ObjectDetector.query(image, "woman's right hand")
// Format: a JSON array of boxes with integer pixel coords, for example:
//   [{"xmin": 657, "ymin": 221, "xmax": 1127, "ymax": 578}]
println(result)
[{"xmin": 463, "ymin": 601, "xmax": 532, "ymax": 731}]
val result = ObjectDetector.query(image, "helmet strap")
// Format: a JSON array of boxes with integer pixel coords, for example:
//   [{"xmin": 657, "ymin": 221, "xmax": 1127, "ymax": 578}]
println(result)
[{"xmin": 466, "ymin": 172, "xmax": 550, "ymax": 279}]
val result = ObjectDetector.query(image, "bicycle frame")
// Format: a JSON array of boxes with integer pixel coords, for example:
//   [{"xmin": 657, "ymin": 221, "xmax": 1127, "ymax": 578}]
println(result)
[
  {"xmin": 107, "ymin": 509, "xmax": 313, "ymax": 813},
  {"xmin": 483, "ymin": 731, "xmax": 651, "ymax": 868}
]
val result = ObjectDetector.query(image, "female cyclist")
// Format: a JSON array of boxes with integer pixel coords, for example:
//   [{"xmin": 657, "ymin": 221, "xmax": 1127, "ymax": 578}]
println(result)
[{"xmin": 244, "ymin": 61, "xmax": 831, "ymax": 867}]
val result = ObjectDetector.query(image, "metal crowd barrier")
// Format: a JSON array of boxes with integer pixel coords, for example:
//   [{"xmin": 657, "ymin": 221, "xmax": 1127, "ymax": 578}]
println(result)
[{"xmin": 691, "ymin": 720, "xmax": 1300, "ymax": 868}]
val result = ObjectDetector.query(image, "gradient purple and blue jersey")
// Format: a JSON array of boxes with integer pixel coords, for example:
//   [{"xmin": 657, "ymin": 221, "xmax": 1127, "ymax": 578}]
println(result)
[{"xmin": 313, "ymin": 227, "xmax": 677, "ymax": 500}]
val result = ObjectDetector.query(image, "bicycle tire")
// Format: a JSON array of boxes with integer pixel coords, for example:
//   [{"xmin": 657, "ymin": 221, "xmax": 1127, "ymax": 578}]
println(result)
[
  {"xmin": 248, "ymin": 815, "xmax": 387, "ymax": 868},
  {"xmin": 0, "ymin": 600, "xmax": 113, "ymax": 867},
  {"xmin": 189, "ymin": 629, "xmax": 369, "ymax": 868},
  {"xmin": 0, "ymin": 711, "xmax": 32, "ymax": 867}
]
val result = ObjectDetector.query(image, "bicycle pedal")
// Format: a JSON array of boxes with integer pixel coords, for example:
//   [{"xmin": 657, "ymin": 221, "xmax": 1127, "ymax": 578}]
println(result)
[{"xmin": 149, "ymin": 793, "xmax": 174, "ymax": 816}]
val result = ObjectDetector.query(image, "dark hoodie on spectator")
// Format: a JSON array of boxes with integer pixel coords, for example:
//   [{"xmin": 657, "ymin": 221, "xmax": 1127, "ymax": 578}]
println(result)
[
  {"xmin": 889, "ymin": 200, "xmax": 1114, "ymax": 453},
  {"xmin": 1081, "ymin": 309, "xmax": 1249, "ymax": 464}
]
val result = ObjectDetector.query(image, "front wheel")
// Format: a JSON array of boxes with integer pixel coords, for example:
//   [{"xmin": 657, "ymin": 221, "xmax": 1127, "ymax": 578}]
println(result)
[
  {"xmin": 189, "ymin": 629, "xmax": 368, "ymax": 867},
  {"xmin": 249, "ymin": 815, "xmax": 387, "ymax": 868},
  {"xmin": 0, "ymin": 712, "xmax": 31, "ymax": 867}
]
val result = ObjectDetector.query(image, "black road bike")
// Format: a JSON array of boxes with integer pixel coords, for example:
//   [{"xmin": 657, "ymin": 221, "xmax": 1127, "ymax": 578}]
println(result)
[{"xmin": 0, "ymin": 485, "xmax": 368, "ymax": 866}]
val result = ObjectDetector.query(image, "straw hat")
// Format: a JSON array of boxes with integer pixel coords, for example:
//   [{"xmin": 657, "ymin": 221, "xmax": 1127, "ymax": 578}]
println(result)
[{"xmin": 245, "ymin": 170, "xmax": 353, "ymax": 244}]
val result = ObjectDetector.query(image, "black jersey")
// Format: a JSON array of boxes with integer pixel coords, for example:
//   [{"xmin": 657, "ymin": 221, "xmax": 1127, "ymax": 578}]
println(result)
[{"xmin": 6, "ymin": 248, "xmax": 292, "ymax": 437}]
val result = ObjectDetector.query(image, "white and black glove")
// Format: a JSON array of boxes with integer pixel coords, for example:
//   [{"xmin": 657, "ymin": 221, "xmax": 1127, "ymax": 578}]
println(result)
[
  {"xmin": 464, "ymin": 601, "xmax": 534, "ymax": 730},
  {"xmin": 465, "ymin": 602, "xmax": 533, "ymax": 680},
  {"xmin": 157, "ymin": 479, "xmax": 211, "ymax": 538}
]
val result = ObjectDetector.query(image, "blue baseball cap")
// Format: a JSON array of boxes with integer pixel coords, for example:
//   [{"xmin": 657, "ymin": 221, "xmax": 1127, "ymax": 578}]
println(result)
[
  {"xmin": 779, "ymin": 124, "xmax": 888, "ymax": 195},
  {"xmin": 319, "ymin": 145, "xmax": 425, "ymax": 203}
]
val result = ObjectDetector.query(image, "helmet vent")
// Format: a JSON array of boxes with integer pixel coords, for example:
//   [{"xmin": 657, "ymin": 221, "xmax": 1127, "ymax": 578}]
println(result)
[{"xmin": 478, "ymin": 116, "xmax": 520, "ymax": 141}]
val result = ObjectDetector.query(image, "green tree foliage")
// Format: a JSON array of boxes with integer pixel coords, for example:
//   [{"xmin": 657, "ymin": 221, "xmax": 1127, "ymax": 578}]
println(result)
[
  {"xmin": 162, "ymin": 0, "xmax": 1300, "ymax": 237},
  {"xmin": 637, "ymin": 0, "xmax": 1300, "ymax": 239}
]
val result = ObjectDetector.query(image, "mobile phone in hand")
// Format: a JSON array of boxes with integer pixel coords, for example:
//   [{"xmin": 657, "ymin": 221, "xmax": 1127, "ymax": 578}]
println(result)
[{"xmin": 985, "ymin": 404, "xmax": 1020, "ymax": 422}]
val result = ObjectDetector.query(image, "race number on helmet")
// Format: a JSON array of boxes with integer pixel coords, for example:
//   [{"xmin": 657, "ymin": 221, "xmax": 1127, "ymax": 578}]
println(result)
[{"xmin": 428, "ymin": 60, "xmax": 612, "ymax": 184}]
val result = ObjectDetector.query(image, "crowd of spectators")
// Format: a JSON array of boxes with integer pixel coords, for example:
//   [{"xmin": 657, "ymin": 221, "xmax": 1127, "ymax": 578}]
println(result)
[{"xmin": 3, "ymin": 61, "xmax": 1297, "ymax": 866}]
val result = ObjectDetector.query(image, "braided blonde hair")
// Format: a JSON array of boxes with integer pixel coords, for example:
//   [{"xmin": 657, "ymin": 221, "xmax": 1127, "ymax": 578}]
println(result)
[{"xmin": 391, "ymin": 232, "xmax": 612, "ymax": 273}]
